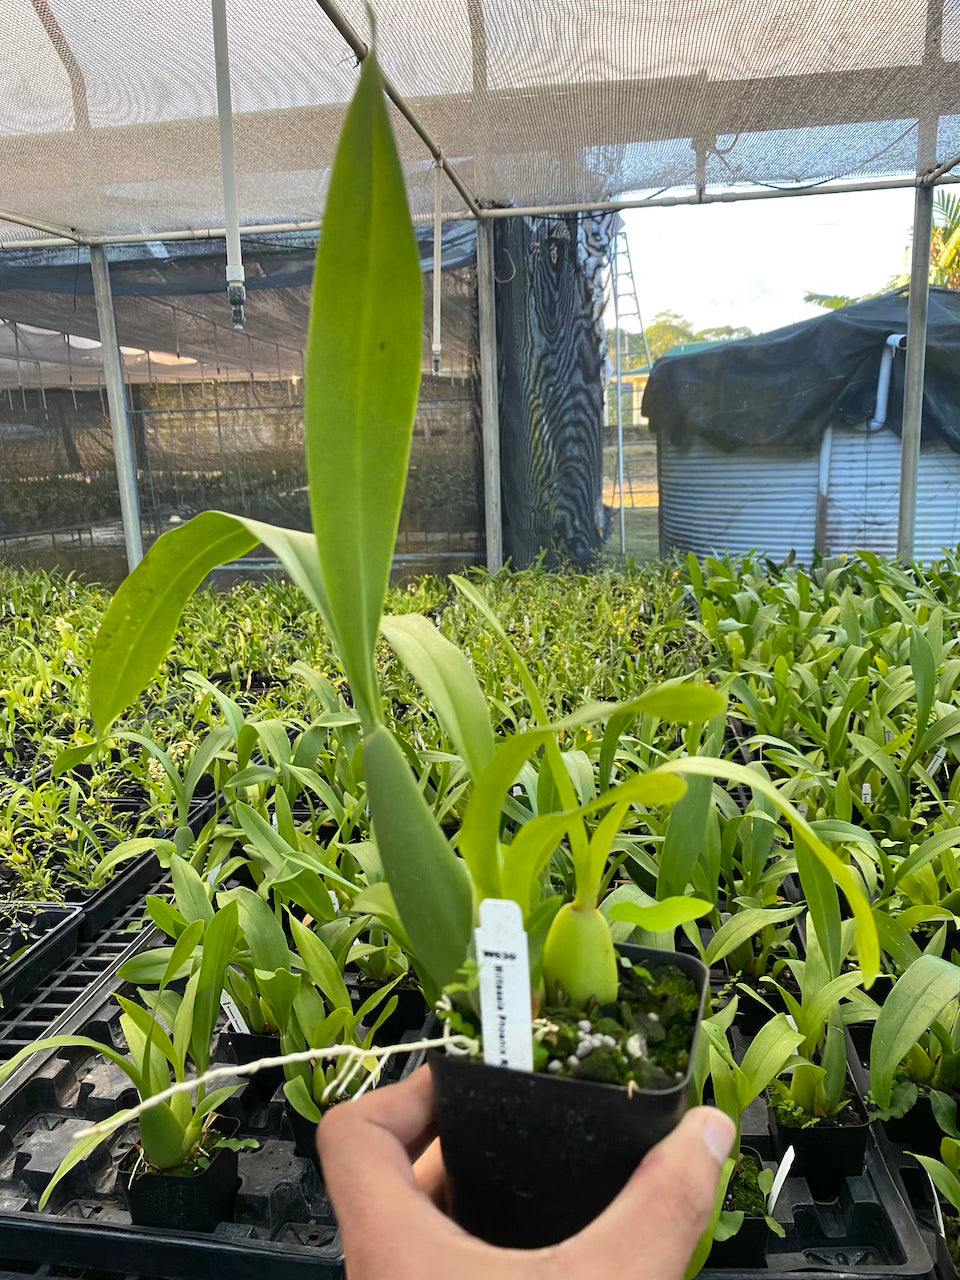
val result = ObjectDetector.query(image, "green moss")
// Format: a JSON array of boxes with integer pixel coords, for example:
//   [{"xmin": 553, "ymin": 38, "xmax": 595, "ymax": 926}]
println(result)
[
  {"xmin": 947, "ymin": 1215, "xmax": 960, "ymax": 1276},
  {"xmin": 771, "ymin": 1091, "xmax": 852, "ymax": 1130},
  {"xmin": 529, "ymin": 958, "xmax": 700, "ymax": 1088},
  {"xmin": 725, "ymin": 1154, "xmax": 766, "ymax": 1218}
]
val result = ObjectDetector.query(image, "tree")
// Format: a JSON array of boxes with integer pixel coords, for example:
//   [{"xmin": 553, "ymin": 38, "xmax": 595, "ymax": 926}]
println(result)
[
  {"xmin": 608, "ymin": 313, "xmax": 753, "ymax": 368},
  {"xmin": 805, "ymin": 191, "xmax": 960, "ymax": 310}
]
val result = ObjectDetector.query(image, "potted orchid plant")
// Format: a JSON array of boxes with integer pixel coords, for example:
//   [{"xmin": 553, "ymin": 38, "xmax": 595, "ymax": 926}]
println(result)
[{"xmin": 73, "ymin": 29, "xmax": 879, "ymax": 1249}]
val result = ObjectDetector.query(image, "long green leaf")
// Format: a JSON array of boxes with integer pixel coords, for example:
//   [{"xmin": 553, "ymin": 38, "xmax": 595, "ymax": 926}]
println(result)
[
  {"xmin": 703, "ymin": 905, "xmax": 803, "ymax": 968},
  {"xmin": 380, "ymin": 613, "xmax": 494, "ymax": 779},
  {"xmin": 363, "ymin": 725, "xmax": 474, "ymax": 991},
  {"xmin": 871, "ymin": 955, "xmax": 960, "ymax": 1107},
  {"xmin": 289, "ymin": 914, "xmax": 352, "ymax": 1011},
  {"xmin": 303, "ymin": 50, "xmax": 422, "ymax": 731},
  {"xmin": 914, "ymin": 1155, "xmax": 960, "ymax": 1215},
  {"xmin": 608, "ymin": 897, "xmax": 710, "ymax": 933},
  {"xmin": 230, "ymin": 886, "xmax": 291, "ymax": 974},
  {"xmin": 738, "ymin": 1014, "xmax": 804, "ymax": 1109},
  {"xmin": 191, "ymin": 901, "xmax": 239, "ymax": 1076},
  {"xmin": 37, "ymin": 1128, "xmax": 115, "ymax": 1212},
  {"xmin": 655, "ymin": 756, "xmax": 880, "ymax": 980},
  {"xmin": 90, "ymin": 513, "xmax": 327, "ymax": 734}
]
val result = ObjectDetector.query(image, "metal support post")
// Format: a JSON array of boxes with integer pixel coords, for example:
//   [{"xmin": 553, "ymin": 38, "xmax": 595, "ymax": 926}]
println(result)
[
  {"xmin": 476, "ymin": 220, "xmax": 503, "ymax": 571},
  {"xmin": 212, "ymin": 0, "xmax": 245, "ymax": 329},
  {"xmin": 613, "ymin": 252, "xmax": 625, "ymax": 555},
  {"xmin": 897, "ymin": 0, "xmax": 942, "ymax": 562},
  {"xmin": 90, "ymin": 245, "xmax": 143, "ymax": 572},
  {"xmin": 896, "ymin": 182, "xmax": 934, "ymax": 561},
  {"xmin": 431, "ymin": 162, "xmax": 443, "ymax": 375}
]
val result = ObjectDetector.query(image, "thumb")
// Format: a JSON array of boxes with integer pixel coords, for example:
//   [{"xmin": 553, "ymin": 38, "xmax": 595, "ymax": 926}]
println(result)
[{"xmin": 561, "ymin": 1106, "xmax": 735, "ymax": 1280}]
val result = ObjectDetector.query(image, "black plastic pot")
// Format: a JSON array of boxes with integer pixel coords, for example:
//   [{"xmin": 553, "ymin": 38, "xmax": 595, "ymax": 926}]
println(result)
[
  {"xmin": 770, "ymin": 1092, "xmax": 869, "ymax": 1201},
  {"xmin": 218, "ymin": 1030, "xmax": 284, "ymax": 1102},
  {"xmin": 123, "ymin": 1119, "xmax": 240, "ymax": 1233},
  {"xmin": 352, "ymin": 982, "xmax": 429, "ymax": 1044},
  {"xmin": 884, "ymin": 1092, "xmax": 948, "ymax": 1158},
  {"xmin": 429, "ymin": 943, "xmax": 708, "ymax": 1248},
  {"xmin": 708, "ymin": 1210, "xmax": 769, "ymax": 1269},
  {"xmin": 706, "ymin": 1147, "xmax": 770, "ymax": 1269},
  {"xmin": 284, "ymin": 1100, "xmax": 322, "ymax": 1171}
]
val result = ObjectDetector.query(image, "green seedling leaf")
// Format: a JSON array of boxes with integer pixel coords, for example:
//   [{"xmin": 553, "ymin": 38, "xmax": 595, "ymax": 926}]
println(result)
[
  {"xmin": 91, "ymin": 837, "xmax": 175, "ymax": 889},
  {"xmin": 654, "ymin": 757, "xmax": 880, "ymax": 980},
  {"xmin": 704, "ymin": 905, "xmax": 803, "ymax": 968},
  {"xmin": 914, "ymin": 1154, "xmax": 960, "ymax": 1215},
  {"xmin": 363, "ymin": 725, "xmax": 474, "ymax": 992},
  {"xmin": 191, "ymin": 900, "xmax": 239, "ymax": 1075},
  {"xmin": 170, "ymin": 856, "xmax": 214, "ymax": 925},
  {"xmin": 283, "ymin": 1075, "xmax": 325, "ymax": 1124},
  {"xmin": 380, "ymin": 613, "xmax": 494, "ymax": 779},
  {"xmin": 608, "ymin": 897, "xmax": 711, "ymax": 933},
  {"xmin": 90, "ymin": 514, "xmax": 327, "ymax": 735},
  {"xmin": 37, "ymin": 1127, "xmax": 114, "ymax": 1211},
  {"xmin": 303, "ymin": 50, "xmax": 422, "ymax": 730},
  {"xmin": 871, "ymin": 955, "xmax": 960, "ymax": 1108},
  {"xmin": 139, "ymin": 1100, "xmax": 187, "ymax": 1171}
]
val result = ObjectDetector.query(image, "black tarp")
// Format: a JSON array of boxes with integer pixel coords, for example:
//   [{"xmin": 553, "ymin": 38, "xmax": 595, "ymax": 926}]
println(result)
[{"xmin": 643, "ymin": 288, "xmax": 960, "ymax": 453}]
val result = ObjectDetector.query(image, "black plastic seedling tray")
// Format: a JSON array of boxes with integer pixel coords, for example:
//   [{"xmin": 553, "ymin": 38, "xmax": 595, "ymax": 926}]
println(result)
[
  {"xmin": 0, "ymin": 906, "xmax": 82, "ymax": 1011},
  {"xmin": 695, "ymin": 1009, "xmax": 939, "ymax": 1280},
  {"xmin": 0, "ymin": 970, "xmax": 369, "ymax": 1279},
  {"xmin": 68, "ymin": 850, "xmax": 163, "ymax": 944},
  {"xmin": 65, "ymin": 796, "xmax": 217, "ymax": 942}
]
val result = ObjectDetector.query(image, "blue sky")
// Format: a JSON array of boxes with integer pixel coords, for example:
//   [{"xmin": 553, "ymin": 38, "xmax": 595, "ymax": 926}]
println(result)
[{"xmin": 619, "ymin": 186, "xmax": 917, "ymax": 337}]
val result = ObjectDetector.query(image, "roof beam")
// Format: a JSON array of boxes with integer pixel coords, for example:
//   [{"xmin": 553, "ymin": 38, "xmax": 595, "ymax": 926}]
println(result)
[{"xmin": 313, "ymin": 0, "xmax": 484, "ymax": 219}]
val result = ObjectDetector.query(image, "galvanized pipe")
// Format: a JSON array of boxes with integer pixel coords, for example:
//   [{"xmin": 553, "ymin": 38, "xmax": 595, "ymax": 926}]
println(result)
[
  {"xmin": 312, "ymin": 0, "xmax": 484, "ymax": 220},
  {"xmin": 211, "ymin": 0, "xmax": 246, "ymax": 329},
  {"xmin": 897, "ymin": 183, "xmax": 935, "ymax": 562},
  {"xmin": 476, "ymin": 220, "xmax": 503, "ymax": 570},
  {"xmin": 90, "ymin": 245, "xmax": 144, "ymax": 571},
  {"xmin": 431, "ymin": 162, "xmax": 442, "ymax": 374}
]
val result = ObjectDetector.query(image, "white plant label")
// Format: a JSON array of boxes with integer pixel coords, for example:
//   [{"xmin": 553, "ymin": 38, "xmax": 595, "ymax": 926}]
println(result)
[
  {"xmin": 931, "ymin": 747, "xmax": 948, "ymax": 775},
  {"xmin": 475, "ymin": 898, "xmax": 533, "ymax": 1071},
  {"xmin": 861, "ymin": 783, "xmax": 872, "ymax": 805},
  {"xmin": 220, "ymin": 991, "xmax": 250, "ymax": 1034},
  {"xmin": 797, "ymin": 803, "xmax": 808, "ymax": 819},
  {"xmin": 767, "ymin": 1146, "xmax": 795, "ymax": 1215}
]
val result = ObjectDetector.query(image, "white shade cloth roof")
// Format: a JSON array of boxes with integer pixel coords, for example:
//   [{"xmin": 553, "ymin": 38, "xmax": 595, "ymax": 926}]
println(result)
[{"xmin": 0, "ymin": 0, "xmax": 958, "ymax": 245}]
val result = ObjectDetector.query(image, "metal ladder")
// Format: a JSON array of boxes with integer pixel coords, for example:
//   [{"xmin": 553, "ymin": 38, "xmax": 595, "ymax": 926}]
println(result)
[{"xmin": 609, "ymin": 227, "xmax": 651, "ymax": 554}]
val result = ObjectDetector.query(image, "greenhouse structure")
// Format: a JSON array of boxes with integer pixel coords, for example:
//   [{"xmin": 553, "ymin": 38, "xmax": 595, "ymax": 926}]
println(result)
[{"xmin": 2, "ymin": 2, "xmax": 960, "ymax": 1277}]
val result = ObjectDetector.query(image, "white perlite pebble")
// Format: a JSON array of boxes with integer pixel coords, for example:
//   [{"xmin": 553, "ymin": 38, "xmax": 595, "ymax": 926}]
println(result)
[
  {"xmin": 625, "ymin": 1034, "xmax": 645, "ymax": 1059},
  {"xmin": 576, "ymin": 1040, "xmax": 594, "ymax": 1059},
  {"xmin": 547, "ymin": 1059, "xmax": 562, "ymax": 1074},
  {"xmin": 578, "ymin": 1020, "xmax": 592, "ymax": 1033}
]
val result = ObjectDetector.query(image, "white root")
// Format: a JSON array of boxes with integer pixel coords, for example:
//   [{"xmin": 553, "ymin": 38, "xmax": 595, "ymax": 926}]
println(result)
[{"xmin": 75, "ymin": 1033, "xmax": 479, "ymax": 1141}]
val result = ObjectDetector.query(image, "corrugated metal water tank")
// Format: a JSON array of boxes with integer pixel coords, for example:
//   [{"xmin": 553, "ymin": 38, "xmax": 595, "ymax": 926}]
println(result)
[{"xmin": 659, "ymin": 427, "xmax": 960, "ymax": 562}]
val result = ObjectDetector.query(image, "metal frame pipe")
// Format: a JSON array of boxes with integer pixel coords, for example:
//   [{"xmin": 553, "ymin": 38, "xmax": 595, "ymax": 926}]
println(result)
[
  {"xmin": 6, "ymin": 173, "xmax": 960, "ymax": 251},
  {"xmin": 312, "ymin": 0, "xmax": 484, "ymax": 220},
  {"xmin": 896, "ymin": 183, "xmax": 935, "ymax": 561},
  {"xmin": 431, "ymin": 161, "xmax": 442, "ymax": 374},
  {"xmin": 90, "ymin": 245, "xmax": 144, "ymax": 571},
  {"xmin": 475, "ymin": 220, "xmax": 503, "ymax": 570},
  {"xmin": 612, "ymin": 253, "xmax": 625, "ymax": 555},
  {"xmin": 211, "ymin": 0, "xmax": 245, "ymax": 329}
]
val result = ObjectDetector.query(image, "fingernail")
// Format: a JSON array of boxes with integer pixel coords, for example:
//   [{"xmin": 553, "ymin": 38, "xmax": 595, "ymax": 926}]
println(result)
[{"xmin": 701, "ymin": 1111, "xmax": 736, "ymax": 1166}]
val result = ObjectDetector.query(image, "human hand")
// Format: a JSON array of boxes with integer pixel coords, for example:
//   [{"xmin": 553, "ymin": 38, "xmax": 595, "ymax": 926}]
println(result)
[{"xmin": 317, "ymin": 1066, "xmax": 735, "ymax": 1280}]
